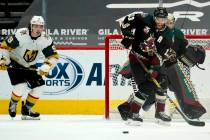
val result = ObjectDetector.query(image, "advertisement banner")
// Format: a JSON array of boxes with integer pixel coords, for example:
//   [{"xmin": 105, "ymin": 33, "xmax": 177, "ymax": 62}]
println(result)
[{"xmin": 1, "ymin": 0, "xmax": 210, "ymax": 46}]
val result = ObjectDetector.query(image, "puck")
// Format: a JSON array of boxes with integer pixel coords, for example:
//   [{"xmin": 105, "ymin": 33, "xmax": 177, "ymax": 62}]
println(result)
[{"xmin": 122, "ymin": 131, "xmax": 129, "ymax": 134}]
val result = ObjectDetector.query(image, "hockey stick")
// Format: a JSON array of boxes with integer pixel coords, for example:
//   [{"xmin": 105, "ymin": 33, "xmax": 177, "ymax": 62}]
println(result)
[
  {"xmin": 131, "ymin": 50, "xmax": 205, "ymax": 126},
  {"xmin": 0, "ymin": 65, "xmax": 37, "ymax": 71},
  {"xmin": 8, "ymin": 67, "xmax": 37, "ymax": 71},
  {"xmin": 152, "ymin": 78, "xmax": 205, "ymax": 127}
]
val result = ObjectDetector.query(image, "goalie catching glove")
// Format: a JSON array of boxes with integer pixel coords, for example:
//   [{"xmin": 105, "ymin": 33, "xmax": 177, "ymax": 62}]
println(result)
[{"xmin": 179, "ymin": 45, "xmax": 205, "ymax": 68}]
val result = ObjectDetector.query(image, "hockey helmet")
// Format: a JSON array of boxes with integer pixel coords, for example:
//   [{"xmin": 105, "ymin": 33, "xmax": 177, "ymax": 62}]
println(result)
[
  {"xmin": 167, "ymin": 13, "xmax": 175, "ymax": 22},
  {"xmin": 153, "ymin": 7, "xmax": 168, "ymax": 18},
  {"xmin": 30, "ymin": 16, "xmax": 45, "ymax": 26}
]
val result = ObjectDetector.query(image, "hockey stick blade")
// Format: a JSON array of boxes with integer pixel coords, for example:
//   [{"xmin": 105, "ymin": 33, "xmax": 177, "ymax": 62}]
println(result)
[
  {"xmin": 187, "ymin": 119, "xmax": 205, "ymax": 127},
  {"xmin": 166, "ymin": 94, "xmax": 205, "ymax": 127},
  {"xmin": 175, "ymin": 105, "xmax": 205, "ymax": 127}
]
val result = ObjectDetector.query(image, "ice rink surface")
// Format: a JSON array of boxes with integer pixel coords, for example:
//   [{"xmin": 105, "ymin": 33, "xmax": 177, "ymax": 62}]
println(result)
[{"xmin": 0, "ymin": 115, "xmax": 210, "ymax": 140}]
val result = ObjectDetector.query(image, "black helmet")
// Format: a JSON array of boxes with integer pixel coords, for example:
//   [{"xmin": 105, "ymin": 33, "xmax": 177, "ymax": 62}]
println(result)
[{"xmin": 153, "ymin": 7, "xmax": 168, "ymax": 18}]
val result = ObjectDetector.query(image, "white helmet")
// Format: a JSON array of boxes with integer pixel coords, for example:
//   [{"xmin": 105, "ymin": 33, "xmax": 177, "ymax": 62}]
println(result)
[
  {"xmin": 30, "ymin": 16, "xmax": 45, "ymax": 25},
  {"xmin": 167, "ymin": 13, "xmax": 175, "ymax": 22}
]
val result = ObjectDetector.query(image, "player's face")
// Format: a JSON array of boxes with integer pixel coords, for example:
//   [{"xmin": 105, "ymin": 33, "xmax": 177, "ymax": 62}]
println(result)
[
  {"xmin": 166, "ymin": 20, "xmax": 175, "ymax": 29},
  {"xmin": 31, "ymin": 24, "xmax": 44, "ymax": 37},
  {"xmin": 155, "ymin": 17, "xmax": 166, "ymax": 30}
]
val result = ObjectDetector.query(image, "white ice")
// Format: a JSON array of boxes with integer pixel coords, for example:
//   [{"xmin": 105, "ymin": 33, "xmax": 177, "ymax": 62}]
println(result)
[{"xmin": 0, "ymin": 115, "xmax": 210, "ymax": 140}]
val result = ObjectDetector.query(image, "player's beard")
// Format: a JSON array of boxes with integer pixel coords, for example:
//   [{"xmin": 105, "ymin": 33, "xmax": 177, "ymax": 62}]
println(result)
[{"xmin": 156, "ymin": 24, "xmax": 165, "ymax": 30}]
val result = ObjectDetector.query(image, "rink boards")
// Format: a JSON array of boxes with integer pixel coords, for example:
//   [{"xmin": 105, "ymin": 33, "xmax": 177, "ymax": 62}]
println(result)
[{"xmin": 0, "ymin": 48, "xmax": 209, "ymax": 116}]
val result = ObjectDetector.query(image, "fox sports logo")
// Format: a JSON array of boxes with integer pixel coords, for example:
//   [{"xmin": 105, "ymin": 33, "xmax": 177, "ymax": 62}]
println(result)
[{"xmin": 41, "ymin": 55, "xmax": 84, "ymax": 95}]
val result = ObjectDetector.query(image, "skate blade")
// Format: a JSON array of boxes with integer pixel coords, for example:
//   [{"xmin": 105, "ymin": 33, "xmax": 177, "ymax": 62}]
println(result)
[
  {"xmin": 21, "ymin": 115, "xmax": 40, "ymax": 120},
  {"xmin": 10, "ymin": 117, "xmax": 15, "ymax": 120},
  {"xmin": 155, "ymin": 119, "xmax": 171, "ymax": 126},
  {"xmin": 125, "ymin": 119, "xmax": 142, "ymax": 126}
]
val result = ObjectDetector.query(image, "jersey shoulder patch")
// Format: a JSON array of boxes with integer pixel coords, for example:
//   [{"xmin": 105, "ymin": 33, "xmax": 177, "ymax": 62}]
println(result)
[{"xmin": 15, "ymin": 28, "xmax": 28, "ymax": 38}]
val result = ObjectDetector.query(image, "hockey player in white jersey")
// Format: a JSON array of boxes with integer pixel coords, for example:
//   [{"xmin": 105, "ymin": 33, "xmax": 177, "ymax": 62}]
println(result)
[{"xmin": 0, "ymin": 16, "xmax": 59, "ymax": 120}]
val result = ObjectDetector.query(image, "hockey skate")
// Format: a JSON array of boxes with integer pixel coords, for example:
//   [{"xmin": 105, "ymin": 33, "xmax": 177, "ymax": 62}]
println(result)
[
  {"xmin": 21, "ymin": 101, "xmax": 40, "ymax": 120},
  {"xmin": 118, "ymin": 103, "xmax": 132, "ymax": 121},
  {"xmin": 155, "ymin": 112, "xmax": 171, "ymax": 126},
  {"xmin": 126, "ymin": 113, "xmax": 143, "ymax": 126},
  {"xmin": 8, "ymin": 101, "xmax": 17, "ymax": 118}
]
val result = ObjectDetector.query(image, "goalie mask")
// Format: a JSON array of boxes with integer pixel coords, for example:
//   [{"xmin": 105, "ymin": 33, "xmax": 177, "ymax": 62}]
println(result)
[{"xmin": 166, "ymin": 13, "xmax": 175, "ymax": 29}]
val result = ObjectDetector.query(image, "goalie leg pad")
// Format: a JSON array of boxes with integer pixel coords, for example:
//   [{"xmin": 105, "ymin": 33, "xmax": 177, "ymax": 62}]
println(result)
[{"xmin": 167, "ymin": 64, "xmax": 206, "ymax": 119}]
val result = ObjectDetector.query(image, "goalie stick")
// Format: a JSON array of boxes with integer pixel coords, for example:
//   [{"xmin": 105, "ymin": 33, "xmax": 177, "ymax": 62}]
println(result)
[{"xmin": 131, "ymin": 50, "xmax": 205, "ymax": 127}]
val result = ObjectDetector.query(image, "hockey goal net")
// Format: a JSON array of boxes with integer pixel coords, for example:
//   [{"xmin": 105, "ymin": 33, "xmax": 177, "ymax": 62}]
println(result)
[{"xmin": 105, "ymin": 34, "xmax": 210, "ymax": 120}]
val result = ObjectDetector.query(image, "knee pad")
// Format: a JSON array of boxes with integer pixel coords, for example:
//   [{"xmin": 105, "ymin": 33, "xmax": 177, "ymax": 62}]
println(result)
[
  {"xmin": 30, "ymin": 85, "xmax": 44, "ymax": 98},
  {"xmin": 13, "ymin": 83, "xmax": 30, "ymax": 97}
]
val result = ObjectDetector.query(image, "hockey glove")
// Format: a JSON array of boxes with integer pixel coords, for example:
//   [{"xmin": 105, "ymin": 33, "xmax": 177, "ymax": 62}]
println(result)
[
  {"xmin": 0, "ymin": 48, "xmax": 10, "ymax": 70},
  {"xmin": 164, "ymin": 48, "xmax": 176, "ymax": 62},
  {"xmin": 0, "ymin": 64, "xmax": 8, "ymax": 70},
  {"xmin": 143, "ymin": 26, "xmax": 151, "ymax": 34},
  {"xmin": 148, "ymin": 69, "xmax": 159, "ymax": 80},
  {"xmin": 0, "ymin": 57, "xmax": 10, "ymax": 70},
  {"xmin": 37, "ymin": 63, "xmax": 51, "ymax": 76}
]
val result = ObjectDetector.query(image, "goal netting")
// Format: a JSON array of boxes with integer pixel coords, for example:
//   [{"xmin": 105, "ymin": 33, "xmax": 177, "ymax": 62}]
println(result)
[{"xmin": 105, "ymin": 34, "xmax": 210, "ymax": 120}]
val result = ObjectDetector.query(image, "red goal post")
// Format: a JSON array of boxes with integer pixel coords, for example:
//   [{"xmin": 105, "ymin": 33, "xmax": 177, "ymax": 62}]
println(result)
[{"xmin": 105, "ymin": 34, "xmax": 210, "ymax": 119}]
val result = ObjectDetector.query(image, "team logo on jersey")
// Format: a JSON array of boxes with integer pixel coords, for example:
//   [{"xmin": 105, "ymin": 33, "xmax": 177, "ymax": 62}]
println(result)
[
  {"xmin": 23, "ymin": 49, "xmax": 38, "ymax": 62},
  {"xmin": 40, "ymin": 55, "xmax": 84, "ymax": 95}
]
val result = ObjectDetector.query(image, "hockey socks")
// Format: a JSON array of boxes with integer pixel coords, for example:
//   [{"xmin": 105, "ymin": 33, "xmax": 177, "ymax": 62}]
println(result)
[
  {"xmin": 8, "ymin": 92, "xmax": 22, "ymax": 118},
  {"xmin": 21, "ymin": 94, "xmax": 40, "ymax": 120}
]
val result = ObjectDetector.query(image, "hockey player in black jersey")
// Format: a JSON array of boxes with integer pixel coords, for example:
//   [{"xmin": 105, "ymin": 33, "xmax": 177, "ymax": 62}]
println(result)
[
  {"xmin": 118, "ymin": 9, "xmax": 206, "ymax": 123},
  {"xmin": 118, "ymin": 7, "xmax": 173, "ymax": 123}
]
